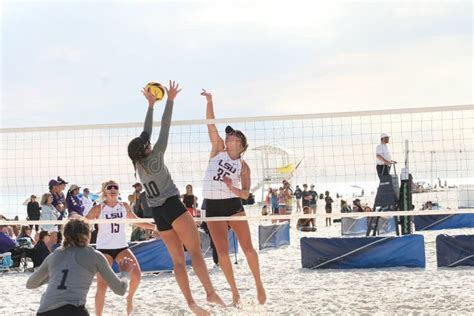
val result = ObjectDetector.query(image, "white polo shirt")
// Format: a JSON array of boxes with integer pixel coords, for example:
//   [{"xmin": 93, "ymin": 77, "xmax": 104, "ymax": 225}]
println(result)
[
  {"xmin": 376, "ymin": 143, "xmax": 391, "ymax": 165},
  {"xmin": 81, "ymin": 196, "xmax": 93, "ymax": 216}
]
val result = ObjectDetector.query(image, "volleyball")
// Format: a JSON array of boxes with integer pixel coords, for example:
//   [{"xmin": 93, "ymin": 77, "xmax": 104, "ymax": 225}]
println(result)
[{"xmin": 145, "ymin": 82, "xmax": 165, "ymax": 101}]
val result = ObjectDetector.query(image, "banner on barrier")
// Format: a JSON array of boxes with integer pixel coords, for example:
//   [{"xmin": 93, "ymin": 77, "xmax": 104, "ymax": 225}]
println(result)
[
  {"xmin": 341, "ymin": 217, "xmax": 396, "ymax": 236},
  {"xmin": 200, "ymin": 229, "xmax": 238, "ymax": 258},
  {"xmin": 301, "ymin": 235, "xmax": 425, "ymax": 269},
  {"xmin": 113, "ymin": 239, "xmax": 192, "ymax": 272},
  {"xmin": 414, "ymin": 214, "xmax": 474, "ymax": 231},
  {"xmin": 258, "ymin": 222, "xmax": 290, "ymax": 250},
  {"xmin": 341, "ymin": 217, "xmax": 368, "ymax": 236},
  {"xmin": 436, "ymin": 234, "xmax": 474, "ymax": 267}
]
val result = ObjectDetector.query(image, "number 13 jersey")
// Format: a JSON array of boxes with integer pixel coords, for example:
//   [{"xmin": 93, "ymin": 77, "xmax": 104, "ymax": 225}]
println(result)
[
  {"xmin": 96, "ymin": 202, "xmax": 128, "ymax": 250},
  {"xmin": 203, "ymin": 151, "xmax": 242, "ymax": 200}
]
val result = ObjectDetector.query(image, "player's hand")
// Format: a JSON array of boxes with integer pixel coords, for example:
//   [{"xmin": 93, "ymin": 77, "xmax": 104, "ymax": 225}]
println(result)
[
  {"xmin": 165, "ymin": 80, "xmax": 181, "ymax": 101},
  {"xmin": 118, "ymin": 257, "xmax": 137, "ymax": 274},
  {"xmin": 391, "ymin": 160, "xmax": 397, "ymax": 165},
  {"xmin": 142, "ymin": 86, "xmax": 156, "ymax": 106},
  {"xmin": 201, "ymin": 89, "xmax": 213, "ymax": 102}
]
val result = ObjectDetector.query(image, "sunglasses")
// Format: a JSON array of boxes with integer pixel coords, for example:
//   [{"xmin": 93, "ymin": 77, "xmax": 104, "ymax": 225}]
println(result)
[{"xmin": 106, "ymin": 185, "xmax": 119, "ymax": 191}]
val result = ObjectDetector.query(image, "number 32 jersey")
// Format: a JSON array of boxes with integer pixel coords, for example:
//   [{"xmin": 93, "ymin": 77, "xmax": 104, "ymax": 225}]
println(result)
[
  {"xmin": 96, "ymin": 202, "xmax": 128, "ymax": 250},
  {"xmin": 203, "ymin": 151, "xmax": 242, "ymax": 200}
]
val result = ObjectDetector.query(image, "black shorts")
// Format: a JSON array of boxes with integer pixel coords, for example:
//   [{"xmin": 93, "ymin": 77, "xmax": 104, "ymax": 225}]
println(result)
[
  {"xmin": 152, "ymin": 195, "xmax": 187, "ymax": 231},
  {"xmin": 97, "ymin": 247, "xmax": 128, "ymax": 260},
  {"xmin": 205, "ymin": 198, "xmax": 244, "ymax": 217},
  {"xmin": 37, "ymin": 304, "xmax": 88, "ymax": 316}
]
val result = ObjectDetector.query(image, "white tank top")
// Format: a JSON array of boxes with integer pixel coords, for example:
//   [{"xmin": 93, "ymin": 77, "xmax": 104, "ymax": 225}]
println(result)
[
  {"xmin": 202, "ymin": 151, "xmax": 242, "ymax": 200},
  {"xmin": 96, "ymin": 202, "xmax": 128, "ymax": 250}
]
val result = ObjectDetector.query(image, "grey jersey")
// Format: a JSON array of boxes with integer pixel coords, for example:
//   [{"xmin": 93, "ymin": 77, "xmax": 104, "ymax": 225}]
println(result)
[
  {"xmin": 136, "ymin": 100, "xmax": 179, "ymax": 207},
  {"xmin": 27, "ymin": 246, "xmax": 128, "ymax": 313}
]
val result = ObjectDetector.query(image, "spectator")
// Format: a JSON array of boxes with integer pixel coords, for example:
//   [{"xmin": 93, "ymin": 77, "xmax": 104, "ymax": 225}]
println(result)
[
  {"xmin": 309, "ymin": 185, "xmax": 318, "ymax": 212},
  {"xmin": 324, "ymin": 191, "xmax": 334, "ymax": 227},
  {"xmin": 66, "ymin": 184, "xmax": 85, "ymax": 217},
  {"xmin": 32, "ymin": 231, "xmax": 51, "ymax": 267},
  {"xmin": 129, "ymin": 183, "xmax": 143, "ymax": 217},
  {"xmin": 296, "ymin": 206, "xmax": 316, "ymax": 232},
  {"xmin": 139, "ymin": 189, "xmax": 153, "ymax": 218},
  {"xmin": 261, "ymin": 205, "xmax": 269, "ymax": 216},
  {"xmin": 353, "ymin": 199, "xmax": 363, "ymax": 212},
  {"xmin": 49, "ymin": 179, "xmax": 65, "ymax": 220},
  {"xmin": 309, "ymin": 185, "xmax": 318, "ymax": 225},
  {"xmin": 270, "ymin": 189, "xmax": 279, "ymax": 216},
  {"xmin": 376, "ymin": 133, "xmax": 396, "ymax": 180},
  {"xmin": 340, "ymin": 200, "xmax": 352, "ymax": 213},
  {"xmin": 131, "ymin": 226, "xmax": 146, "ymax": 242},
  {"xmin": 363, "ymin": 206, "xmax": 373, "ymax": 212},
  {"xmin": 423, "ymin": 201, "xmax": 434, "ymax": 210},
  {"xmin": 276, "ymin": 187, "xmax": 286, "ymax": 223},
  {"xmin": 282, "ymin": 181, "xmax": 293, "ymax": 215},
  {"xmin": 294, "ymin": 185, "xmax": 302, "ymax": 213},
  {"xmin": 200, "ymin": 199, "xmax": 218, "ymax": 266},
  {"xmin": 17, "ymin": 225, "xmax": 35, "ymax": 247},
  {"xmin": 81, "ymin": 188, "xmax": 94, "ymax": 217},
  {"xmin": 0, "ymin": 225, "xmax": 16, "ymax": 254},
  {"xmin": 26, "ymin": 195, "xmax": 41, "ymax": 232},
  {"xmin": 301, "ymin": 184, "xmax": 311, "ymax": 209},
  {"xmin": 265, "ymin": 188, "xmax": 272, "ymax": 209},
  {"xmin": 90, "ymin": 224, "xmax": 98, "ymax": 245},
  {"xmin": 181, "ymin": 184, "xmax": 198, "ymax": 217},
  {"xmin": 40, "ymin": 193, "xmax": 59, "ymax": 248}
]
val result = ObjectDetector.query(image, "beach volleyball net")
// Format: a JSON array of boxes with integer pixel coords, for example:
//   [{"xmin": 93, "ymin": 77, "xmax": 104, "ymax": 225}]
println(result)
[{"xmin": 0, "ymin": 104, "xmax": 473, "ymax": 224}]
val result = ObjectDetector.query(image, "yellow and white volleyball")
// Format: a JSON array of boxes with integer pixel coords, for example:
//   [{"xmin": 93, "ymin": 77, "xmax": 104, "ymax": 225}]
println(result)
[{"xmin": 145, "ymin": 82, "xmax": 165, "ymax": 101}]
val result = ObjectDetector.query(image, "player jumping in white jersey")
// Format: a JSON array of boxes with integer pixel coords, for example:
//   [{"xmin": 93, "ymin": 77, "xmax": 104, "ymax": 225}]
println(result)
[{"xmin": 201, "ymin": 88, "xmax": 266, "ymax": 306}]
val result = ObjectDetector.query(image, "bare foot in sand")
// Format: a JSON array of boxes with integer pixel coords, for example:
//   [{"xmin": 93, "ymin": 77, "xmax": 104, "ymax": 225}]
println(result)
[
  {"xmin": 232, "ymin": 293, "xmax": 241, "ymax": 307},
  {"xmin": 257, "ymin": 284, "xmax": 267, "ymax": 305},
  {"xmin": 188, "ymin": 302, "xmax": 210, "ymax": 316},
  {"xmin": 207, "ymin": 291, "xmax": 226, "ymax": 307}
]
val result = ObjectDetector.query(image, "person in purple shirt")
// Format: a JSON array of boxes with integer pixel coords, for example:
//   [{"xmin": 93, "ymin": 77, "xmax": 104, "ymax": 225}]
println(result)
[
  {"xmin": 49, "ymin": 179, "xmax": 65, "ymax": 219},
  {"xmin": 0, "ymin": 225, "xmax": 16, "ymax": 253},
  {"xmin": 66, "ymin": 184, "xmax": 85, "ymax": 217},
  {"xmin": 57, "ymin": 177, "xmax": 68, "ymax": 218}
]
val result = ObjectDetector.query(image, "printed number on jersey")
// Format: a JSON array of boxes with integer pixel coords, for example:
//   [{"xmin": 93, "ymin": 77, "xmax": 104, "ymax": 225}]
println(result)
[
  {"xmin": 111, "ymin": 223, "xmax": 120, "ymax": 233},
  {"xmin": 213, "ymin": 168, "xmax": 230, "ymax": 181},
  {"xmin": 57, "ymin": 269, "xmax": 69, "ymax": 290},
  {"xmin": 144, "ymin": 181, "xmax": 160, "ymax": 199}
]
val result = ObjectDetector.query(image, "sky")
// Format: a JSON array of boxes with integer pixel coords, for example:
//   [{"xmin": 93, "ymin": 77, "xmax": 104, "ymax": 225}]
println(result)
[{"xmin": 0, "ymin": 0, "xmax": 472, "ymax": 128}]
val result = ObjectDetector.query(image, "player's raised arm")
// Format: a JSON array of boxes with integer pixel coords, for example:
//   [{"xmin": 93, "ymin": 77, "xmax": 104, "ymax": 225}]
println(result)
[
  {"xmin": 201, "ymin": 89, "xmax": 224, "ymax": 157},
  {"xmin": 154, "ymin": 80, "xmax": 181, "ymax": 154}
]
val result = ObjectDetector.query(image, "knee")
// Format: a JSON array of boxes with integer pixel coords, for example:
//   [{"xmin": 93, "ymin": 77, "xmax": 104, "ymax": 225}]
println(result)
[
  {"xmin": 187, "ymin": 248, "xmax": 203, "ymax": 260},
  {"xmin": 241, "ymin": 243, "xmax": 255, "ymax": 255},
  {"xmin": 216, "ymin": 247, "xmax": 229, "ymax": 258},
  {"xmin": 172, "ymin": 257, "xmax": 187, "ymax": 270}
]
